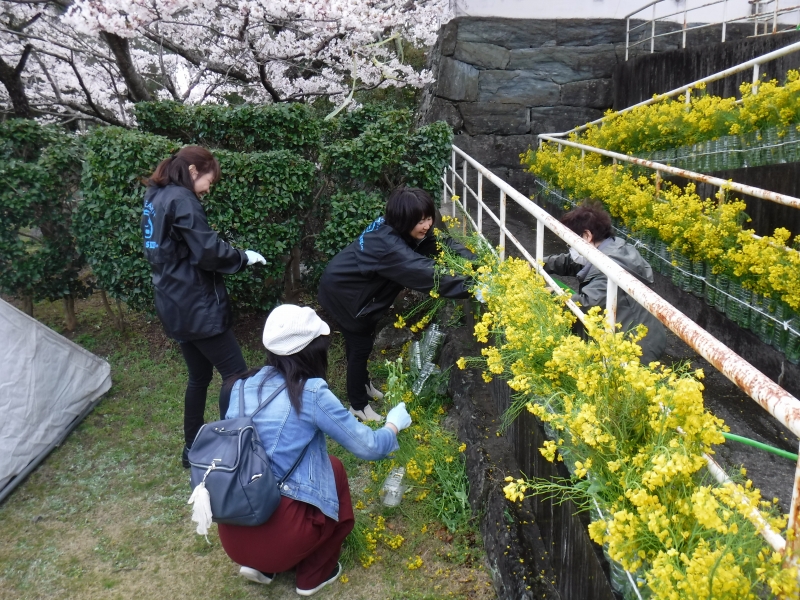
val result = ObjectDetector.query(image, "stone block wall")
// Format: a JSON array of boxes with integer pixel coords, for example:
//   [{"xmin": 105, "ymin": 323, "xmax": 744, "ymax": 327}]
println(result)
[{"xmin": 418, "ymin": 17, "xmax": 753, "ymax": 194}]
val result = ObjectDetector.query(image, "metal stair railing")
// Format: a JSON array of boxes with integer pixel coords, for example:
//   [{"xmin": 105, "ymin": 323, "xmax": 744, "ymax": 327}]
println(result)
[
  {"xmin": 552, "ymin": 38, "xmax": 800, "ymax": 138},
  {"xmin": 443, "ymin": 143, "xmax": 800, "ymax": 562},
  {"xmin": 537, "ymin": 133, "xmax": 800, "ymax": 209},
  {"xmin": 626, "ymin": 0, "xmax": 800, "ymax": 60}
]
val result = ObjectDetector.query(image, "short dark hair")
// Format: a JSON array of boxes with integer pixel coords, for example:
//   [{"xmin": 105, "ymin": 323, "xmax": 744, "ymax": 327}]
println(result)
[
  {"xmin": 384, "ymin": 187, "xmax": 435, "ymax": 236},
  {"xmin": 147, "ymin": 145, "xmax": 221, "ymax": 193},
  {"xmin": 561, "ymin": 202, "xmax": 612, "ymax": 242},
  {"xmin": 261, "ymin": 334, "xmax": 331, "ymax": 413}
]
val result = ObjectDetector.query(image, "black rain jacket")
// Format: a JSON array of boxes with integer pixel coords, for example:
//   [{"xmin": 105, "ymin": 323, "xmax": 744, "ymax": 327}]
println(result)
[
  {"xmin": 142, "ymin": 184, "xmax": 247, "ymax": 341},
  {"xmin": 318, "ymin": 216, "xmax": 473, "ymax": 334}
]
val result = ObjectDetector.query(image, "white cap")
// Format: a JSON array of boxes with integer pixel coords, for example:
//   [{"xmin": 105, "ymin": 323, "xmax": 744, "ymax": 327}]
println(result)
[{"xmin": 262, "ymin": 305, "xmax": 330, "ymax": 356}]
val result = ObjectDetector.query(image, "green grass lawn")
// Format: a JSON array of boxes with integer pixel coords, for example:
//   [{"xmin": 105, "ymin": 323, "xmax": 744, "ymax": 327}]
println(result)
[{"xmin": 0, "ymin": 296, "xmax": 493, "ymax": 600}]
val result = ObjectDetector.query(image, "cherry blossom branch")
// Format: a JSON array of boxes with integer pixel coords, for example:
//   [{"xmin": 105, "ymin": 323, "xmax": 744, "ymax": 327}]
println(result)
[
  {"xmin": 67, "ymin": 50, "xmax": 124, "ymax": 125},
  {"xmin": 140, "ymin": 27, "xmax": 252, "ymax": 83},
  {"xmin": 100, "ymin": 31, "xmax": 151, "ymax": 102}
]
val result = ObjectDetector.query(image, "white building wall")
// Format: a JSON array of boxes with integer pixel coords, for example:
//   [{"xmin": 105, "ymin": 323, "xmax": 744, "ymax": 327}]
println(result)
[{"xmin": 450, "ymin": 0, "xmax": 760, "ymax": 23}]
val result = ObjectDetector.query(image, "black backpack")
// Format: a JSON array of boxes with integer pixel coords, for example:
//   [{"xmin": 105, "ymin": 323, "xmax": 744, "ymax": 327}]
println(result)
[{"xmin": 188, "ymin": 379, "xmax": 308, "ymax": 526}]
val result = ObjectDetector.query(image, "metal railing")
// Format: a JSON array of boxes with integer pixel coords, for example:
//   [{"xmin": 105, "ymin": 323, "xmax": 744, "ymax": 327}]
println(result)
[
  {"xmin": 442, "ymin": 142, "xmax": 800, "ymax": 561},
  {"xmin": 538, "ymin": 133, "xmax": 800, "ymax": 209},
  {"xmin": 625, "ymin": 0, "xmax": 800, "ymax": 60},
  {"xmin": 553, "ymin": 38, "xmax": 800, "ymax": 138}
]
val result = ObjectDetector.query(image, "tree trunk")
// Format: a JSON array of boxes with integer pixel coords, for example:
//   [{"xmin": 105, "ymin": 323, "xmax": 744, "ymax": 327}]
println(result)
[
  {"xmin": 115, "ymin": 298, "xmax": 126, "ymax": 331},
  {"xmin": 21, "ymin": 295, "xmax": 33, "ymax": 317},
  {"xmin": 62, "ymin": 295, "xmax": 77, "ymax": 331},
  {"xmin": 0, "ymin": 45, "xmax": 33, "ymax": 118},
  {"xmin": 99, "ymin": 289, "xmax": 122, "ymax": 330},
  {"xmin": 283, "ymin": 246, "xmax": 302, "ymax": 302},
  {"xmin": 100, "ymin": 32, "xmax": 152, "ymax": 103}
]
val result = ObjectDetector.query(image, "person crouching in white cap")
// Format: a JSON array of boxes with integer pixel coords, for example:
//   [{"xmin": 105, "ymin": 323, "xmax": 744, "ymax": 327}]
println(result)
[{"xmin": 216, "ymin": 304, "xmax": 412, "ymax": 597}]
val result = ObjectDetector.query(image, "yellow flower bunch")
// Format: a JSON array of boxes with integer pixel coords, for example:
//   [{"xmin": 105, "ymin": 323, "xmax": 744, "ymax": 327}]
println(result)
[
  {"xmin": 577, "ymin": 71, "xmax": 800, "ymax": 155},
  {"xmin": 525, "ymin": 143, "xmax": 800, "ymax": 309},
  {"xmin": 503, "ymin": 477, "xmax": 529, "ymax": 502},
  {"xmin": 451, "ymin": 245, "xmax": 797, "ymax": 598}
]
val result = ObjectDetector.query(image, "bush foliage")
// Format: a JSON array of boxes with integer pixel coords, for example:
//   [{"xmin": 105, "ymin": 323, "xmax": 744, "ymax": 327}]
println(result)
[
  {"xmin": 75, "ymin": 128, "xmax": 316, "ymax": 312},
  {"xmin": 3, "ymin": 103, "xmax": 453, "ymax": 317},
  {"xmin": 134, "ymin": 101, "xmax": 321, "ymax": 156},
  {"xmin": 0, "ymin": 120, "xmax": 87, "ymax": 305}
]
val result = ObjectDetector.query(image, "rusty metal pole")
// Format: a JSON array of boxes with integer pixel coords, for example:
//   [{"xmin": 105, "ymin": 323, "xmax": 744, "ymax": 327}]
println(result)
[
  {"xmin": 606, "ymin": 281, "xmax": 619, "ymax": 331},
  {"xmin": 683, "ymin": 6, "xmax": 688, "ymax": 48},
  {"xmin": 773, "ymin": 0, "xmax": 779, "ymax": 33},
  {"xmin": 537, "ymin": 135, "xmax": 800, "ymax": 209},
  {"xmin": 452, "ymin": 144, "xmax": 800, "ymax": 439}
]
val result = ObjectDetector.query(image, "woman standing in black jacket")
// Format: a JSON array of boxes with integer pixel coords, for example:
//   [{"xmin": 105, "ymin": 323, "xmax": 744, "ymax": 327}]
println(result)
[
  {"xmin": 318, "ymin": 187, "xmax": 473, "ymax": 422},
  {"xmin": 142, "ymin": 146, "xmax": 266, "ymax": 467}
]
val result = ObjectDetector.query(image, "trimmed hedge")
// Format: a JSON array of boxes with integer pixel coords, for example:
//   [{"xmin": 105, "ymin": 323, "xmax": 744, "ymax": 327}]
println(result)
[
  {"xmin": 6, "ymin": 103, "xmax": 453, "ymax": 319},
  {"xmin": 74, "ymin": 127, "xmax": 316, "ymax": 313},
  {"xmin": 134, "ymin": 101, "xmax": 321, "ymax": 156},
  {"xmin": 0, "ymin": 120, "xmax": 87, "ymax": 304},
  {"xmin": 314, "ymin": 190, "xmax": 386, "ymax": 260},
  {"xmin": 74, "ymin": 128, "xmax": 178, "ymax": 313}
]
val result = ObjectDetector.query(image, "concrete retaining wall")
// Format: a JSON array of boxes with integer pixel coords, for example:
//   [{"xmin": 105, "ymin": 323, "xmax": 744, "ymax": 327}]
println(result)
[{"xmin": 440, "ymin": 320, "xmax": 617, "ymax": 600}]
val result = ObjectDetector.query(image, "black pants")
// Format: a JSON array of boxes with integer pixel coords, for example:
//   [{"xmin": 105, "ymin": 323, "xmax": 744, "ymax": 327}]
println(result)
[
  {"xmin": 340, "ymin": 327, "xmax": 376, "ymax": 412},
  {"xmin": 179, "ymin": 328, "xmax": 247, "ymax": 446}
]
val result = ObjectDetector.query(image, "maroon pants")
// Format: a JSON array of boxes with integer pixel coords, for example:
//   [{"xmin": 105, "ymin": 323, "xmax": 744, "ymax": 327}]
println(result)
[{"xmin": 218, "ymin": 455, "xmax": 354, "ymax": 590}]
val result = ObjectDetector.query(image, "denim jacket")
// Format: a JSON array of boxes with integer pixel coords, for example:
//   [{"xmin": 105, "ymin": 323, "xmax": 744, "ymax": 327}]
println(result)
[{"xmin": 227, "ymin": 366, "xmax": 398, "ymax": 521}]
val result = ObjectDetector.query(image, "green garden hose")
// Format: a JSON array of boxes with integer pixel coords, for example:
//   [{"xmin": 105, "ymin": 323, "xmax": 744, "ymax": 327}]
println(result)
[
  {"xmin": 721, "ymin": 432, "xmax": 799, "ymax": 462},
  {"xmin": 552, "ymin": 277, "xmax": 574, "ymax": 295}
]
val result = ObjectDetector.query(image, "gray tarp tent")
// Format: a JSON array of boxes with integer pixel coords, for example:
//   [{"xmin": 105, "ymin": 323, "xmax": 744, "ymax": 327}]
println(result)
[{"xmin": 0, "ymin": 298, "xmax": 111, "ymax": 502}]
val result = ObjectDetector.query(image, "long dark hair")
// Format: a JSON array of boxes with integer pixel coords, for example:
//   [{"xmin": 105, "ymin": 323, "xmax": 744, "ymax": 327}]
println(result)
[
  {"xmin": 260, "ymin": 335, "xmax": 331, "ymax": 413},
  {"xmin": 384, "ymin": 186, "xmax": 435, "ymax": 240},
  {"xmin": 147, "ymin": 145, "xmax": 221, "ymax": 192}
]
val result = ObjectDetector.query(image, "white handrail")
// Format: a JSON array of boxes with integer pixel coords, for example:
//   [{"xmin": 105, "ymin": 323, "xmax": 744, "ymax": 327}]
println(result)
[
  {"xmin": 537, "ymin": 134, "xmax": 800, "ymax": 210},
  {"xmin": 625, "ymin": 0, "xmax": 800, "ymax": 61},
  {"xmin": 449, "ymin": 143, "xmax": 800, "ymax": 436},
  {"xmin": 443, "ymin": 143, "xmax": 800, "ymax": 559}
]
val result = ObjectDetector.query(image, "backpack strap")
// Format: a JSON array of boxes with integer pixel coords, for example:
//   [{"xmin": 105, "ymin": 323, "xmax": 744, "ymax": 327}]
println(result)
[
  {"xmin": 238, "ymin": 379, "xmax": 288, "ymax": 418},
  {"xmin": 278, "ymin": 444, "xmax": 311, "ymax": 488},
  {"xmin": 237, "ymin": 379, "xmax": 311, "ymax": 488}
]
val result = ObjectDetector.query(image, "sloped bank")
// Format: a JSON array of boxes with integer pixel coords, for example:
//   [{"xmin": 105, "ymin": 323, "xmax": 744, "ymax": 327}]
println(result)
[{"xmin": 439, "ymin": 314, "xmax": 616, "ymax": 600}]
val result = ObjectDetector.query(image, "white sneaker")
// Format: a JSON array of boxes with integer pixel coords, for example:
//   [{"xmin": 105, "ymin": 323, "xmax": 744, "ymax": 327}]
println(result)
[
  {"xmin": 296, "ymin": 562, "xmax": 342, "ymax": 596},
  {"xmin": 365, "ymin": 381, "xmax": 384, "ymax": 400},
  {"xmin": 349, "ymin": 404, "xmax": 384, "ymax": 422},
  {"xmin": 239, "ymin": 566, "xmax": 274, "ymax": 585}
]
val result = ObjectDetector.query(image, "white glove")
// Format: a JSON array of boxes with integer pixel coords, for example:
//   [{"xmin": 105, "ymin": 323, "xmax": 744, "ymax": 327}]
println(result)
[
  {"xmin": 386, "ymin": 402, "xmax": 412, "ymax": 432},
  {"xmin": 474, "ymin": 288, "xmax": 487, "ymax": 304},
  {"xmin": 245, "ymin": 250, "xmax": 266, "ymax": 266}
]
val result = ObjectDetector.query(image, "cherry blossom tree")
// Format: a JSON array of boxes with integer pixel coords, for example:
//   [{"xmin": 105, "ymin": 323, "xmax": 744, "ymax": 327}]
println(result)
[{"xmin": 0, "ymin": 0, "xmax": 449, "ymax": 124}]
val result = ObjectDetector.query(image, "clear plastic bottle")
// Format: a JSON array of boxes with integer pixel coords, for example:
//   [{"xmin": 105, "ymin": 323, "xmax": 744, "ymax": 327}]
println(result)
[{"xmin": 380, "ymin": 467, "xmax": 406, "ymax": 507}]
